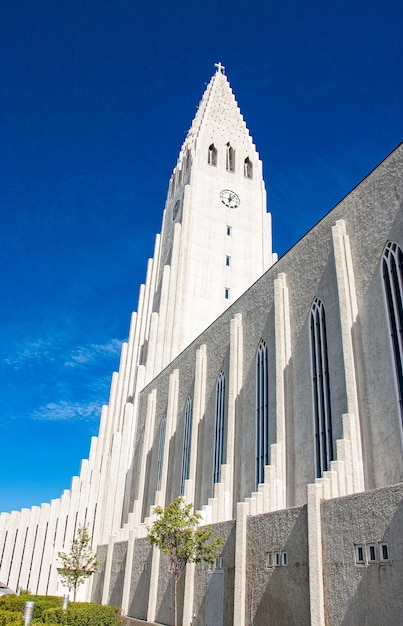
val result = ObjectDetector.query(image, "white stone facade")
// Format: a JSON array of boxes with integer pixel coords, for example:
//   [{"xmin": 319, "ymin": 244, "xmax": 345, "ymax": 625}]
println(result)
[{"xmin": 1, "ymin": 68, "xmax": 402, "ymax": 625}]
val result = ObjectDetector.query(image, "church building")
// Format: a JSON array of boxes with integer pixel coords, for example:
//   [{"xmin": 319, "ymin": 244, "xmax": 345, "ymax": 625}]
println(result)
[{"xmin": 1, "ymin": 65, "xmax": 402, "ymax": 626}]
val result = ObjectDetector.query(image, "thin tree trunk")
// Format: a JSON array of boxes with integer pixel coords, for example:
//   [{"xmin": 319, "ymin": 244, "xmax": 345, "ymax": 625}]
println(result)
[{"xmin": 173, "ymin": 569, "xmax": 178, "ymax": 626}]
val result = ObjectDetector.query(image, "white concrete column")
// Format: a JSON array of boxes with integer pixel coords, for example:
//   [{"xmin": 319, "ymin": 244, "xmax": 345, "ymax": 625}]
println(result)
[
  {"xmin": 134, "ymin": 389, "xmax": 157, "ymax": 527},
  {"xmin": 147, "ymin": 544, "xmax": 161, "ymax": 623},
  {"xmin": 0, "ymin": 511, "xmax": 18, "ymax": 585},
  {"xmin": 121, "ymin": 528, "xmax": 137, "ymax": 615},
  {"xmin": 332, "ymin": 219, "xmax": 364, "ymax": 493},
  {"xmin": 100, "ymin": 433, "xmax": 122, "ymax": 543},
  {"xmin": 184, "ymin": 344, "xmax": 207, "ymax": 503},
  {"xmin": 307, "ymin": 482, "xmax": 325, "ymax": 626},
  {"xmin": 225, "ymin": 313, "xmax": 243, "ymax": 520},
  {"xmin": 29, "ymin": 503, "xmax": 51, "ymax": 594},
  {"xmin": 233, "ymin": 501, "xmax": 249, "ymax": 626},
  {"xmin": 161, "ymin": 222, "xmax": 182, "ymax": 369},
  {"xmin": 113, "ymin": 342, "xmax": 129, "ymax": 429},
  {"xmin": 101, "ymin": 534, "xmax": 115, "ymax": 605},
  {"xmin": 19, "ymin": 506, "xmax": 41, "ymax": 592},
  {"xmin": 7, "ymin": 509, "xmax": 29, "ymax": 590},
  {"xmin": 38, "ymin": 498, "xmax": 60, "ymax": 594},
  {"xmin": 154, "ymin": 369, "xmax": 179, "ymax": 508},
  {"xmin": 110, "ymin": 402, "xmax": 134, "ymax": 534},
  {"xmin": 273, "ymin": 272, "xmax": 291, "ymax": 510},
  {"xmin": 182, "ymin": 562, "xmax": 196, "ymax": 626}
]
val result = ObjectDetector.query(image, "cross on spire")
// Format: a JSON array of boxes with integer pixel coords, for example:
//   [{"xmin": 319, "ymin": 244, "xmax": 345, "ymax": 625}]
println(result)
[{"xmin": 214, "ymin": 61, "xmax": 225, "ymax": 74}]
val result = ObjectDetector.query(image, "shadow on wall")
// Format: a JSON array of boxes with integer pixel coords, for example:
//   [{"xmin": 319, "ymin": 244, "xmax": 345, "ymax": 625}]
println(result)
[
  {"xmin": 323, "ymin": 486, "xmax": 403, "ymax": 626},
  {"xmin": 248, "ymin": 506, "xmax": 310, "ymax": 626}
]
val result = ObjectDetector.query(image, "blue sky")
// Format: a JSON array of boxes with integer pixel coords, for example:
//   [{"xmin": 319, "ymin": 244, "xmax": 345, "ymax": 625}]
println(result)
[{"xmin": 1, "ymin": 0, "xmax": 402, "ymax": 513}]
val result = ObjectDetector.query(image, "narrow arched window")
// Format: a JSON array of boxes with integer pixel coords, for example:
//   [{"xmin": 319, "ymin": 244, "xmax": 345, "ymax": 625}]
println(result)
[
  {"xmin": 244, "ymin": 157, "xmax": 253, "ymax": 179},
  {"xmin": 180, "ymin": 397, "xmax": 193, "ymax": 495},
  {"xmin": 213, "ymin": 372, "xmax": 226, "ymax": 484},
  {"xmin": 156, "ymin": 416, "xmax": 166, "ymax": 491},
  {"xmin": 382, "ymin": 241, "xmax": 403, "ymax": 426},
  {"xmin": 256, "ymin": 340, "xmax": 269, "ymax": 486},
  {"xmin": 226, "ymin": 143, "xmax": 235, "ymax": 172},
  {"xmin": 208, "ymin": 144, "xmax": 217, "ymax": 166},
  {"xmin": 310, "ymin": 298, "xmax": 333, "ymax": 477}
]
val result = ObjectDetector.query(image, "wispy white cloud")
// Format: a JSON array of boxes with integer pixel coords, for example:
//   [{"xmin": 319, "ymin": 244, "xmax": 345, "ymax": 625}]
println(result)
[
  {"xmin": 31, "ymin": 400, "xmax": 102, "ymax": 423},
  {"xmin": 64, "ymin": 339, "xmax": 122, "ymax": 368},
  {"xmin": 3, "ymin": 337, "xmax": 122, "ymax": 370},
  {"xmin": 4, "ymin": 339, "xmax": 58, "ymax": 368}
]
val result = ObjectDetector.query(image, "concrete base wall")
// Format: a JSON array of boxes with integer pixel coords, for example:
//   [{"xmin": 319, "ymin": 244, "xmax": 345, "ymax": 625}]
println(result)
[
  {"xmin": 322, "ymin": 483, "xmax": 403, "ymax": 626},
  {"xmin": 96, "ymin": 484, "xmax": 403, "ymax": 625}
]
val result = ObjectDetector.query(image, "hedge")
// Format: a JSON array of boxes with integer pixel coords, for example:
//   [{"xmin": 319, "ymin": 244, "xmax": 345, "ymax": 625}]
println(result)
[
  {"xmin": 42, "ymin": 604, "xmax": 121, "ymax": 625},
  {"xmin": 0, "ymin": 597, "xmax": 122, "ymax": 626}
]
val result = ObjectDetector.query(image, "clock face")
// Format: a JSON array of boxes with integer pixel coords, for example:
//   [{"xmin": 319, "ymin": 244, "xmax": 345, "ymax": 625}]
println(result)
[
  {"xmin": 173, "ymin": 200, "xmax": 180, "ymax": 220},
  {"xmin": 220, "ymin": 189, "xmax": 240, "ymax": 208}
]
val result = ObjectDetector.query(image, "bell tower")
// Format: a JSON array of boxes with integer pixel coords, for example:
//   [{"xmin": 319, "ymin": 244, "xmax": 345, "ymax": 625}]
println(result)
[
  {"xmin": 148, "ymin": 63, "xmax": 275, "ymax": 374},
  {"xmin": 93, "ymin": 63, "xmax": 275, "ymax": 541}
]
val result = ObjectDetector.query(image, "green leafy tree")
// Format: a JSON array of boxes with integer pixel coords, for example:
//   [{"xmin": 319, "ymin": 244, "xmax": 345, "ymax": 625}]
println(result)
[
  {"xmin": 57, "ymin": 526, "xmax": 98, "ymax": 601},
  {"xmin": 147, "ymin": 497, "xmax": 223, "ymax": 626}
]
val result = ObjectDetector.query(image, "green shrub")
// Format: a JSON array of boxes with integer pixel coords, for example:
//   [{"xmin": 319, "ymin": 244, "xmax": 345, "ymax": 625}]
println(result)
[
  {"xmin": 0, "ymin": 610, "xmax": 23, "ymax": 625},
  {"xmin": 0, "ymin": 597, "xmax": 121, "ymax": 626},
  {"xmin": 42, "ymin": 604, "xmax": 122, "ymax": 626},
  {"xmin": 0, "ymin": 595, "xmax": 60, "ymax": 620}
]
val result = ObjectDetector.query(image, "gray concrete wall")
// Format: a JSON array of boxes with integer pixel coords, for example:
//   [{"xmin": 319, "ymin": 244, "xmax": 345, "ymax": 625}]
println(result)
[
  {"xmin": 192, "ymin": 520, "xmax": 235, "ymax": 626},
  {"xmin": 132, "ymin": 145, "xmax": 403, "ymax": 520},
  {"xmin": 246, "ymin": 506, "xmax": 309, "ymax": 626},
  {"xmin": 128, "ymin": 538, "xmax": 153, "ymax": 621},
  {"xmin": 322, "ymin": 483, "xmax": 403, "ymax": 626},
  {"xmin": 92, "ymin": 544, "xmax": 108, "ymax": 604},
  {"xmin": 109, "ymin": 541, "xmax": 128, "ymax": 608}
]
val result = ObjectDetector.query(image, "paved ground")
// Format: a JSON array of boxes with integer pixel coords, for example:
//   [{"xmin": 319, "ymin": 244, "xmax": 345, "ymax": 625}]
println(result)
[{"xmin": 123, "ymin": 618, "xmax": 160, "ymax": 626}]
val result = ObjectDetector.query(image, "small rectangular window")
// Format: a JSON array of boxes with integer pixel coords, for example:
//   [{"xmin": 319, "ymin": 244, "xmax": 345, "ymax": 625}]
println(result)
[
  {"xmin": 379, "ymin": 543, "xmax": 389, "ymax": 562},
  {"xmin": 281, "ymin": 552, "xmax": 288, "ymax": 566},
  {"xmin": 266, "ymin": 553, "xmax": 273, "ymax": 568},
  {"xmin": 367, "ymin": 544, "xmax": 377, "ymax": 563},
  {"xmin": 274, "ymin": 552, "xmax": 280, "ymax": 567},
  {"xmin": 225, "ymin": 288, "xmax": 230, "ymax": 299},
  {"xmin": 355, "ymin": 545, "xmax": 365, "ymax": 564},
  {"xmin": 226, "ymin": 225, "xmax": 231, "ymax": 236},
  {"xmin": 226, "ymin": 256, "xmax": 231, "ymax": 266},
  {"xmin": 143, "ymin": 560, "xmax": 148, "ymax": 571}
]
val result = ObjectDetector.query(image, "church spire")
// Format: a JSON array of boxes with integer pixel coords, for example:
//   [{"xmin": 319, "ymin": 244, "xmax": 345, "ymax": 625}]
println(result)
[
  {"xmin": 175, "ymin": 63, "xmax": 256, "ymax": 171},
  {"xmin": 156, "ymin": 64, "xmax": 273, "ymax": 364}
]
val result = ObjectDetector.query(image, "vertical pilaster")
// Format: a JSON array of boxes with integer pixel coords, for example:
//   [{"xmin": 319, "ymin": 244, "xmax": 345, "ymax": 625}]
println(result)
[
  {"xmin": 101, "ymin": 535, "xmax": 115, "ymax": 605},
  {"xmin": 273, "ymin": 272, "xmax": 291, "ymax": 510},
  {"xmin": 134, "ymin": 389, "xmax": 157, "ymax": 527},
  {"xmin": 154, "ymin": 369, "xmax": 179, "ymax": 508},
  {"xmin": 121, "ymin": 528, "xmax": 137, "ymax": 616},
  {"xmin": 38, "ymin": 498, "xmax": 60, "ymax": 594},
  {"xmin": 331, "ymin": 219, "xmax": 364, "ymax": 493},
  {"xmin": 307, "ymin": 483, "xmax": 325, "ymax": 626},
  {"xmin": 233, "ymin": 501, "xmax": 249, "ymax": 626},
  {"xmin": 183, "ymin": 344, "xmax": 207, "ymax": 503},
  {"xmin": 147, "ymin": 543, "xmax": 161, "ymax": 623},
  {"xmin": 225, "ymin": 314, "xmax": 243, "ymax": 520}
]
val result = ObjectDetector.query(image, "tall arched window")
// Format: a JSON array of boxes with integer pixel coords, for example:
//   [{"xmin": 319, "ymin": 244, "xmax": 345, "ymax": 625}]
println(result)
[
  {"xmin": 244, "ymin": 157, "xmax": 253, "ymax": 179},
  {"xmin": 180, "ymin": 397, "xmax": 193, "ymax": 495},
  {"xmin": 208, "ymin": 144, "xmax": 217, "ymax": 166},
  {"xmin": 156, "ymin": 416, "xmax": 166, "ymax": 491},
  {"xmin": 310, "ymin": 298, "xmax": 333, "ymax": 477},
  {"xmin": 213, "ymin": 371, "xmax": 226, "ymax": 485},
  {"xmin": 226, "ymin": 143, "xmax": 235, "ymax": 172},
  {"xmin": 256, "ymin": 340, "xmax": 269, "ymax": 486},
  {"xmin": 382, "ymin": 241, "xmax": 403, "ymax": 425}
]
